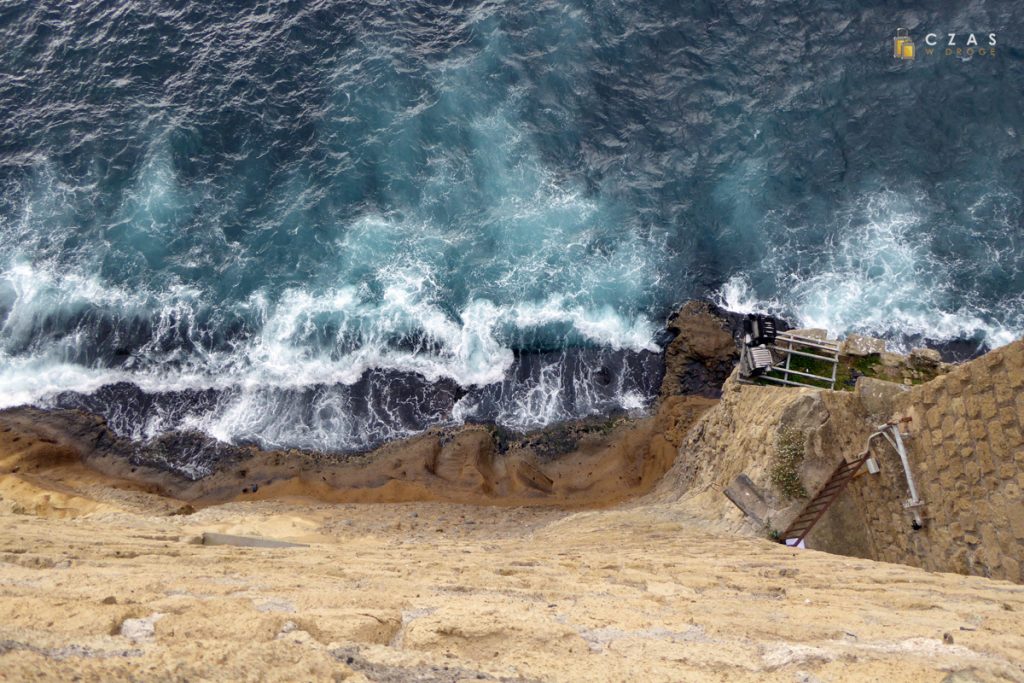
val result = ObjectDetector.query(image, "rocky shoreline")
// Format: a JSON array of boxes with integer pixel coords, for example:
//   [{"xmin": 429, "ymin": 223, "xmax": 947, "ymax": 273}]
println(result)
[
  {"xmin": 2, "ymin": 301, "xmax": 1023, "ymax": 681},
  {"xmin": 0, "ymin": 301, "xmax": 738, "ymax": 508},
  {"xmin": 0, "ymin": 300, "xmax": 995, "ymax": 511}
]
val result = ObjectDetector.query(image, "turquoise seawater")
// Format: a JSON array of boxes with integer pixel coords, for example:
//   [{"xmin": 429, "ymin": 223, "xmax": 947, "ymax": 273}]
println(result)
[{"xmin": 0, "ymin": 2, "xmax": 1021, "ymax": 452}]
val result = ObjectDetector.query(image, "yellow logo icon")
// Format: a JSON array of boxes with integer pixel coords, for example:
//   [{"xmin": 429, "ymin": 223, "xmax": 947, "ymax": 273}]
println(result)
[{"xmin": 894, "ymin": 28, "xmax": 915, "ymax": 59}]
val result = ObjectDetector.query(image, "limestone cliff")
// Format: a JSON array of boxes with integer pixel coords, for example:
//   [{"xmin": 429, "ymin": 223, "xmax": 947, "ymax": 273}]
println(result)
[{"xmin": 1, "ymin": 308, "xmax": 1024, "ymax": 680}]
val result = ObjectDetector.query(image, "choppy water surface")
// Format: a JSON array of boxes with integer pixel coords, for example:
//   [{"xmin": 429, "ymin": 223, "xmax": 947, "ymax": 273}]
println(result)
[{"xmin": 1, "ymin": 1, "xmax": 1022, "ymax": 451}]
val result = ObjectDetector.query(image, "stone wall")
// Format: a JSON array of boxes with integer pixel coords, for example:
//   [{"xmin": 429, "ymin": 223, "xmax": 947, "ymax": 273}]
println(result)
[{"xmin": 840, "ymin": 338, "xmax": 1024, "ymax": 583}]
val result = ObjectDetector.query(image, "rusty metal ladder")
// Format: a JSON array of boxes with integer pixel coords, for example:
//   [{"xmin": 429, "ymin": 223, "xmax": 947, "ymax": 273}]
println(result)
[{"xmin": 781, "ymin": 453, "xmax": 870, "ymax": 545}]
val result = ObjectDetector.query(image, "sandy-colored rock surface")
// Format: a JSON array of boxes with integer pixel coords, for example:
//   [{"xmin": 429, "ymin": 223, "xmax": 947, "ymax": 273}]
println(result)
[
  {"xmin": 2, "ymin": 318, "xmax": 1022, "ymax": 680},
  {"xmin": 2, "ymin": 466, "xmax": 1023, "ymax": 682},
  {"xmin": 0, "ymin": 395, "xmax": 716, "ymax": 512}
]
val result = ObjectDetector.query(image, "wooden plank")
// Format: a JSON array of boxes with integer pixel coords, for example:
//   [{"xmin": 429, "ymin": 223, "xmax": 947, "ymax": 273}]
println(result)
[
  {"xmin": 723, "ymin": 474, "xmax": 771, "ymax": 524},
  {"xmin": 201, "ymin": 532, "xmax": 309, "ymax": 549}
]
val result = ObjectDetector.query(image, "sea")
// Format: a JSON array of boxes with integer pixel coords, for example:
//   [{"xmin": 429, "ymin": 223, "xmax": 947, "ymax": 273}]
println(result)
[{"xmin": 1, "ymin": 1, "xmax": 1021, "ymax": 453}]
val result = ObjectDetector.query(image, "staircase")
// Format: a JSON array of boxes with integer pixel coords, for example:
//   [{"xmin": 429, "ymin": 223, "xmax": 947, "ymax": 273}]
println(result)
[{"xmin": 781, "ymin": 453, "xmax": 870, "ymax": 545}]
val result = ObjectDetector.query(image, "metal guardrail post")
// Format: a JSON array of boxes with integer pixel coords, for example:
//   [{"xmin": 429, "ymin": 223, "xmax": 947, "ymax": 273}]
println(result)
[{"xmin": 879, "ymin": 422, "xmax": 924, "ymax": 528}]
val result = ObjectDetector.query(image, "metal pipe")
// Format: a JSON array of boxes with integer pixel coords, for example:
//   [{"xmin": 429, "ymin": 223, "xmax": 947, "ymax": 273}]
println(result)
[
  {"xmin": 888, "ymin": 425, "xmax": 924, "ymax": 528},
  {"xmin": 768, "ymin": 346, "xmax": 838, "ymax": 363},
  {"xmin": 758, "ymin": 375, "xmax": 825, "ymax": 389},
  {"xmin": 783, "ymin": 336, "xmax": 792, "ymax": 383},
  {"xmin": 771, "ymin": 365, "xmax": 834, "ymax": 382},
  {"xmin": 869, "ymin": 423, "xmax": 925, "ymax": 529},
  {"xmin": 773, "ymin": 334, "xmax": 841, "ymax": 352}
]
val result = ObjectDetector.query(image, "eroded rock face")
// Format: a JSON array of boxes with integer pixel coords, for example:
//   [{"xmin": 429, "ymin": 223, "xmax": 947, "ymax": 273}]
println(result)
[
  {"xmin": 909, "ymin": 347, "xmax": 942, "ymax": 368},
  {"xmin": 3, "ymin": 495, "xmax": 1022, "ymax": 682},
  {"xmin": 842, "ymin": 333, "xmax": 887, "ymax": 357},
  {"xmin": 653, "ymin": 377, "xmax": 873, "ymax": 548},
  {"xmin": 661, "ymin": 301, "xmax": 739, "ymax": 399},
  {"xmin": 0, "ymin": 406, "xmax": 257, "ymax": 484},
  {"xmin": 0, "ymin": 400, "xmax": 717, "ymax": 509}
]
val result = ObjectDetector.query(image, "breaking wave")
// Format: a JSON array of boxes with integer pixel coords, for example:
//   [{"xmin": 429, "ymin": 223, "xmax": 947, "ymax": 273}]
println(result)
[
  {"xmin": 1, "ymin": 1, "xmax": 1022, "ymax": 451},
  {"xmin": 716, "ymin": 191, "xmax": 1023, "ymax": 351}
]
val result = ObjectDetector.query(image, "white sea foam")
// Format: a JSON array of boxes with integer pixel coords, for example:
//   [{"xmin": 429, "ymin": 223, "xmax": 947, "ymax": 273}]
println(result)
[
  {"xmin": 717, "ymin": 275, "xmax": 775, "ymax": 316},
  {"xmin": 0, "ymin": 22, "xmax": 671, "ymax": 449},
  {"xmin": 495, "ymin": 361, "xmax": 566, "ymax": 431},
  {"xmin": 715, "ymin": 192, "xmax": 1023, "ymax": 349},
  {"xmin": 0, "ymin": 260, "xmax": 659, "ymax": 412}
]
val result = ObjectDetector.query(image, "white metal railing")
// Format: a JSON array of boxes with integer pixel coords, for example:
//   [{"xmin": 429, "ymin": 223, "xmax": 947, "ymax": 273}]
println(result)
[{"xmin": 763, "ymin": 332, "xmax": 840, "ymax": 390}]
